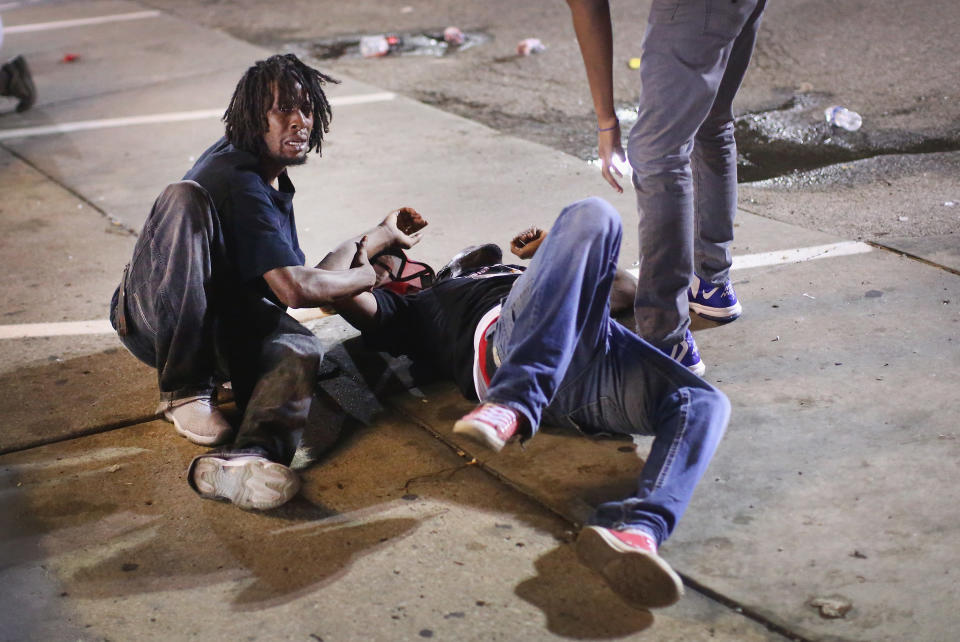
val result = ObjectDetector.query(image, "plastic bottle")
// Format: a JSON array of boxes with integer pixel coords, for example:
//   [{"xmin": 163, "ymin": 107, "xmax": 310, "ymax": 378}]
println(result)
[
  {"xmin": 824, "ymin": 106, "xmax": 862, "ymax": 131},
  {"xmin": 443, "ymin": 26, "xmax": 465, "ymax": 46},
  {"xmin": 517, "ymin": 38, "xmax": 546, "ymax": 56},
  {"xmin": 359, "ymin": 35, "xmax": 390, "ymax": 58}
]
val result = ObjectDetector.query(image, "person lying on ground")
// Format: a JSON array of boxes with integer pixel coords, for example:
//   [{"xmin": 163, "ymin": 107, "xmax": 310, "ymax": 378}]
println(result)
[
  {"xmin": 109, "ymin": 53, "xmax": 424, "ymax": 511},
  {"xmin": 331, "ymin": 196, "xmax": 730, "ymax": 610}
]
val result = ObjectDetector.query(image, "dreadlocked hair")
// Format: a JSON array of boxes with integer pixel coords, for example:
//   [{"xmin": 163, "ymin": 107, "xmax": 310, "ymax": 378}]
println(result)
[{"xmin": 223, "ymin": 53, "xmax": 339, "ymax": 157}]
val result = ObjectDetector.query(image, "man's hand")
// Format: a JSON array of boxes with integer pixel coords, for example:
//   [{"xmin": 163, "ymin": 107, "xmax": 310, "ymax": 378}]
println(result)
[
  {"xmin": 510, "ymin": 227, "xmax": 546, "ymax": 259},
  {"xmin": 598, "ymin": 122, "xmax": 626, "ymax": 194},
  {"xmin": 396, "ymin": 207, "xmax": 428, "ymax": 235},
  {"xmin": 567, "ymin": 0, "xmax": 623, "ymax": 193},
  {"xmin": 350, "ymin": 235, "xmax": 378, "ymax": 289},
  {"xmin": 380, "ymin": 207, "xmax": 427, "ymax": 250}
]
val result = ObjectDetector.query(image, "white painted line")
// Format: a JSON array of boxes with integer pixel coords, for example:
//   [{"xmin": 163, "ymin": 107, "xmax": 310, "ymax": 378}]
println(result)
[
  {"xmin": 0, "ymin": 110, "xmax": 223, "ymax": 140},
  {"xmin": 625, "ymin": 241, "xmax": 872, "ymax": 279},
  {"xmin": 1, "ymin": 241, "xmax": 870, "ymax": 340},
  {"xmin": 0, "ymin": 319, "xmax": 113, "ymax": 339},
  {"xmin": 331, "ymin": 92, "xmax": 397, "ymax": 106},
  {"xmin": 1, "ymin": 10, "xmax": 161, "ymax": 34},
  {"xmin": 0, "ymin": 92, "xmax": 397, "ymax": 140},
  {"xmin": 0, "ymin": 308, "xmax": 333, "ymax": 340},
  {"xmin": 730, "ymin": 241, "xmax": 872, "ymax": 271}
]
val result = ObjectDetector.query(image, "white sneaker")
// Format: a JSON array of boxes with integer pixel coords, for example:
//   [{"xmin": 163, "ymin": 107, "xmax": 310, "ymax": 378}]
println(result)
[
  {"xmin": 161, "ymin": 396, "xmax": 233, "ymax": 446},
  {"xmin": 189, "ymin": 454, "xmax": 300, "ymax": 510}
]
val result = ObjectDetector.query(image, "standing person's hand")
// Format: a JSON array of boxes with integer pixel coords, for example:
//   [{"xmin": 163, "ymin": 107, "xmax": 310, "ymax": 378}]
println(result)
[{"xmin": 597, "ymin": 120, "xmax": 626, "ymax": 193}]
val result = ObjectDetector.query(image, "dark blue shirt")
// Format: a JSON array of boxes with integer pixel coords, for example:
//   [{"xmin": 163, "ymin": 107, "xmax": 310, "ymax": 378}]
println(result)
[{"xmin": 184, "ymin": 138, "xmax": 306, "ymax": 303}]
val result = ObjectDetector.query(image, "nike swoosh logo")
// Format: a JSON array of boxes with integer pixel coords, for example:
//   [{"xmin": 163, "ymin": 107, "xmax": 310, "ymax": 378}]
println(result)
[{"xmin": 703, "ymin": 287, "xmax": 720, "ymax": 299}]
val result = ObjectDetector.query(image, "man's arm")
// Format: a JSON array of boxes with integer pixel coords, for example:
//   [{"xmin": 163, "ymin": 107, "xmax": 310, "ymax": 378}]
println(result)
[
  {"xmin": 265, "ymin": 209, "xmax": 425, "ymax": 309},
  {"xmin": 566, "ymin": 0, "xmax": 626, "ymax": 193},
  {"xmin": 264, "ymin": 237, "xmax": 377, "ymax": 309},
  {"xmin": 317, "ymin": 208, "xmax": 425, "ymax": 271},
  {"xmin": 333, "ymin": 290, "xmax": 380, "ymax": 333},
  {"xmin": 511, "ymin": 224, "xmax": 636, "ymax": 315}
]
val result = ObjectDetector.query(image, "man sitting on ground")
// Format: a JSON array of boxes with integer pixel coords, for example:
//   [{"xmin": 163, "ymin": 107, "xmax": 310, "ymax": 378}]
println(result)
[
  {"xmin": 110, "ymin": 54, "xmax": 422, "ymax": 510},
  {"xmin": 330, "ymin": 197, "xmax": 730, "ymax": 610}
]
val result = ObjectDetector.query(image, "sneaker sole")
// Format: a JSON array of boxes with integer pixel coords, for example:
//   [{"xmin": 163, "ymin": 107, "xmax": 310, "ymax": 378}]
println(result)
[
  {"xmin": 576, "ymin": 526, "xmax": 684, "ymax": 609},
  {"xmin": 452, "ymin": 420, "xmax": 506, "ymax": 452},
  {"xmin": 164, "ymin": 410, "xmax": 231, "ymax": 447},
  {"xmin": 686, "ymin": 359, "xmax": 706, "ymax": 377},
  {"xmin": 689, "ymin": 301, "xmax": 742, "ymax": 323},
  {"xmin": 191, "ymin": 456, "xmax": 299, "ymax": 510}
]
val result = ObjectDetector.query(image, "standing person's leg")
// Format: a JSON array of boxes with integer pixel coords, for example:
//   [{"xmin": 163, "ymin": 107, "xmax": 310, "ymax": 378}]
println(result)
[
  {"xmin": 566, "ymin": 322, "xmax": 729, "ymax": 608},
  {"xmin": 110, "ymin": 181, "xmax": 232, "ymax": 445},
  {"xmin": 690, "ymin": 0, "xmax": 766, "ymax": 322},
  {"xmin": 454, "ymin": 197, "xmax": 622, "ymax": 449},
  {"xmin": 627, "ymin": 0, "xmax": 762, "ymax": 355},
  {"xmin": 188, "ymin": 297, "xmax": 332, "ymax": 510}
]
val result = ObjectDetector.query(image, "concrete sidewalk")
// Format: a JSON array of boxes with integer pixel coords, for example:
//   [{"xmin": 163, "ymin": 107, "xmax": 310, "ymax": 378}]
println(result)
[{"xmin": 1, "ymin": 2, "xmax": 958, "ymax": 641}]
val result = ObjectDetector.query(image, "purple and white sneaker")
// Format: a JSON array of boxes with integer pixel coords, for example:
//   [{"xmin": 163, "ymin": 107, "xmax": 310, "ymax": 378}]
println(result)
[
  {"xmin": 669, "ymin": 329, "xmax": 705, "ymax": 376},
  {"xmin": 688, "ymin": 275, "xmax": 742, "ymax": 323}
]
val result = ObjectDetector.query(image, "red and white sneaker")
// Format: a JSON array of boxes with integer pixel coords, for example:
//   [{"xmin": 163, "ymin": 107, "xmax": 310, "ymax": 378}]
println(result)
[
  {"xmin": 452, "ymin": 402, "xmax": 519, "ymax": 452},
  {"xmin": 576, "ymin": 525, "xmax": 684, "ymax": 609}
]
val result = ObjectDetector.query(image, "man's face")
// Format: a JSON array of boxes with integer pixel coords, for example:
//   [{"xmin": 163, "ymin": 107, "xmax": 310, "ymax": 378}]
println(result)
[{"xmin": 262, "ymin": 83, "xmax": 313, "ymax": 168}]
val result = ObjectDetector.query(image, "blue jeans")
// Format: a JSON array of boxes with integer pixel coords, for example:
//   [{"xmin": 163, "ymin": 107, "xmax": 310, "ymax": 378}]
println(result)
[
  {"xmin": 488, "ymin": 197, "xmax": 729, "ymax": 544},
  {"xmin": 109, "ymin": 181, "xmax": 328, "ymax": 465},
  {"xmin": 628, "ymin": 0, "xmax": 766, "ymax": 349}
]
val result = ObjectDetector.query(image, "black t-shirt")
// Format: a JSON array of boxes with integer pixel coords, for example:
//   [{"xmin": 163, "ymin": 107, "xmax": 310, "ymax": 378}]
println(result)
[
  {"xmin": 367, "ymin": 265, "xmax": 522, "ymax": 398},
  {"xmin": 183, "ymin": 138, "xmax": 306, "ymax": 303}
]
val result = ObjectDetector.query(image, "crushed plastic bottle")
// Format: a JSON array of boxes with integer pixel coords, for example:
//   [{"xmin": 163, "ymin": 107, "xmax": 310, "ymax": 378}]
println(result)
[
  {"xmin": 824, "ymin": 105, "xmax": 862, "ymax": 131},
  {"xmin": 359, "ymin": 34, "xmax": 402, "ymax": 57},
  {"xmin": 443, "ymin": 26, "xmax": 465, "ymax": 46},
  {"xmin": 517, "ymin": 38, "xmax": 546, "ymax": 56},
  {"xmin": 359, "ymin": 35, "xmax": 389, "ymax": 57}
]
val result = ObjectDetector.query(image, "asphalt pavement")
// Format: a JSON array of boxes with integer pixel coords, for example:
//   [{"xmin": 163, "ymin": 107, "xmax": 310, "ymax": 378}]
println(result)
[{"xmin": 1, "ymin": 2, "xmax": 958, "ymax": 641}]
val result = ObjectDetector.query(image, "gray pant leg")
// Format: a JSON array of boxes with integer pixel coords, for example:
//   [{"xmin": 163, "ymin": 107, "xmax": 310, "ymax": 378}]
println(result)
[
  {"xmin": 220, "ymin": 294, "xmax": 328, "ymax": 466},
  {"xmin": 111, "ymin": 180, "xmax": 226, "ymax": 400},
  {"xmin": 694, "ymin": 0, "xmax": 766, "ymax": 282},
  {"xmin": 628, "ymin": 0, "xmax": 764, "ymax": 349}
]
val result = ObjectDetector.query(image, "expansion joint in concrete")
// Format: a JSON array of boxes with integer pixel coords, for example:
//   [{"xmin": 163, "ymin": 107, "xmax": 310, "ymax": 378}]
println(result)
[
  {"xmin": 0, "ymin": 142, "xmax": 138, "ymax": 236},
  {"xmin": 0, "ymin": 412, "xmax": 160, "ymax": 456},
  {"xmin": 866, "ymin": 240, "xmax": 960, "ymax": 277},
  {"xmin": 387, "ymin": 396, "xmax": 816, "ymax": 642}
]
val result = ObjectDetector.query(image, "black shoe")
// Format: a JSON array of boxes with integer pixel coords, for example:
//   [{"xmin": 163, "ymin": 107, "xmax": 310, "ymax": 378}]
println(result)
[
  {"xmin": 2, "ymin": 56, "xmax": 37, "ymax": 112},
  {"xmin": 436, "ymin": 244, "xmax": 503, "ymax": 282}
]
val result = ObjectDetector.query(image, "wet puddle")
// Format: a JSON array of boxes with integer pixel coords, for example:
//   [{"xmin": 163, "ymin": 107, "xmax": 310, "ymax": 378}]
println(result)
[
  {"xmin": 589, "ymin": 92, "xmax": 959, "ymax": 183},
  {"xmin": 304, "ymin": 30, "xmax": 491, "ymax": 60}
]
